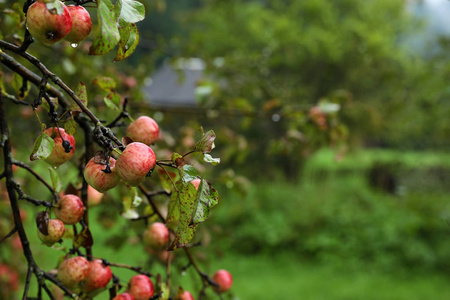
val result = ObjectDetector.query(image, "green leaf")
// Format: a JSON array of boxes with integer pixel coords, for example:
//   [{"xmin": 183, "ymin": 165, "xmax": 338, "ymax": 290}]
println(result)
[
  {"xmin": 167, "ymin": 181, "xmax": 198, "ymax": 250},
  {"xmin": 179, "ymin": 164, "xmax": 199, "ymax": 185},
  {"xmin": 157, "ymin": 168, "xmax": 178, "ymax": 193},
  {"xmin": 192, "ymin": 179, "xmax": 219, "ymax": 224},
  {"xmin": 114, "ymin": 21, "xmax": 140, "ymax": 61},
  {"xmin": 130, "ymin": 187, "xmax": 143, "ymax": 207},
  {"xmin": 121, "ymin": 208, "xmax": 139, "ymax": 219},
  {"xmin": 48, "ymin": 167, "xmax": 63, "ymax": 193},
  {"xmin": 193, "ymin": 130, "xmax": 216, "ymax": 153},
  {"xmin": 64, "ymin": 118, "xmax": 77, "ymax": 136},
  {"xmin": 121, "ymin": 189, "xmax": 141, "ymax": 219},
  {"xmin": 30, "ymin": 132, "xmax": 55, "ymax": 161},
  {"xmin": 115, "ymin": 0, "xmax": 145, "ymax": 23},
  {"xmin": 166, "ymin": 189, "xmax": 180, "ymax": 231},
  {"xmin": 93, "ymin": 77, "xmax": 116, "ymax": 92},
  {"xmin": 202, "ymin": 153, "xmax": 220, "ymax": 165},
  {"xmin": 103, "ymin": 92, "xmax": 121, "ymax": 110},
  {"xmin": 45, "ymin": 0, "xmax": 64, "ymax": 15},
  {"xmin": 75, "ymin": 81, "xmax": 88, "ymax": 109},
  {"xmin": 89, "ymin": 0, "xmax": 120, "ymax": 56},
  {"xmin": 41, "ymin": 96, "xmax": 59, "ymax": 112}
]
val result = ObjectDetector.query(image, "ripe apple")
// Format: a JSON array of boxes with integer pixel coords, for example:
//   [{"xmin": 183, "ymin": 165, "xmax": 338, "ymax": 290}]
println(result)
[
  {"xmin": 115, "ymin": 142, "xmax": 156, "ymax": 186},
  {"xmin": 212, "ymin": 269, "xmax": 233, "ymax": 292},
  {"xmin": 55, "ymin": 194, "xmax": 84, "ymax": 225},
  {"xmin": 143, "ymin": 222, "xmax": 169, "ymax": 250},
  {"xmin": 84, "ymin": 157, "xmax": 120, "ymax": 192},
  {"xmin": 113, "ymin": 293, "xmax": 135, "ymax": 300},
  {"xmin": 87, "ymin": 185, "xmax": 104, "ymax": 207},
  {"xmin": 190, "ymin": 178, "xmax": 201, "ymax": 190},
  {"xmin": 26, "ymin": 1, "xmax": 73, "ymax": 46},
  {"xmin": 83, "ymin": 259, "xmax": 112, "ymax": 292},
  {"xmin": 176, "ymin": 290, "xmax": 195, "ymax": 300},
  {"xmin": 37, "ymin": 219, "xmax": 65, "ymax": 246},
  {"xmin": 57, "ymin": 256, "xmax": 90, "ymax": 288},
  {"xmin": 65, "ymin": 5, "xmax": 92, "ymax": 43},
  {"xmin": 127, "ymin": 275, "xmax": 154, "ymax": 300},
  {"xmin": 126, "ymin": 116, "xmax": 160, "ymax": 146},
  {"xmin": 43, "ymin": 127, "xmax": 75, "ymax": 167}
]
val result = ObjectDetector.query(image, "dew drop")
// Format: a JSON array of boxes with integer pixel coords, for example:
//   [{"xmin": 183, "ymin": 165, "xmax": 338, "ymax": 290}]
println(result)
[
  {"xmin": 71, "ymin": 43, "xmax": 78, "ymax": 48},
  {"xmin": 181, "ymin": 271, "xmax": 186, "ymax": 276}
]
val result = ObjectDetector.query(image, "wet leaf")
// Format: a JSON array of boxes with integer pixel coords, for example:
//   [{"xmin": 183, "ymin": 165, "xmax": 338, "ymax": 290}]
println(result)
[
  {"xmin": 202, "ymin": 153, "xmax": 220, "ymax": 165},
  {"xmin": 74, "ymin": 81, "xmax": 88, "ymax": 110},
  {"xmin": 103, "ymin": 92, "xmax": 121, "ymax": 111},
  {"xmin": 45, "ymin": 0, "xmax": 64, "ymax": 15},
  {"xmin": 193, "ymin": 130, "xmax": 216, "ymax": 153},
  {"xmin": 48, "ymin": 167, "xmax": 63, "ymax": 193},
  {"xmin": 30, "ymin": 132, "xmax": 55, "ymax": 161},
  {"xmin": 89, "ymin": 0, "xmax": 120, "ymax": 56},
  {"xmin": 64, "ymin": 118, "xmax": 77, "ymax": 136},
  {"xmin": 157, "ymin": 168, "xmax": 178, "ymax": 193},
  {"xmin": 167, "ymin": 181, "xmax": 198, "ymax": 250},
  {"xmin": 41, "ymin": 96, "xmax": 59, "ymax": 112},
  {"xmin": 130, "ymin": 187, "xmax": 142, "ymax": 207},
  {"xmin": 114, "ymin": 0, "xmax": 145, "ymax": 23},
  {"xmin": 179, "ymin": 164, "xmax": 199, "ymax": 185},
  {"xmin": 192, "ymin": 179, "xmax": 219, "ymax": 224},
  {"xmin": 93, "ymin": 77, "xmax": 116, "ymax": 92},
  {"xmin": 114, "ymin": 21, "xmax": 139, "ymax": 61}
]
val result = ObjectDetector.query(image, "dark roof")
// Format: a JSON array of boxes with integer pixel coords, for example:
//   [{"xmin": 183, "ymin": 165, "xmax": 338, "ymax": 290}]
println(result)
[{"xmin": 143, "ymin": 58, "xmax": 205, "ymax": 107}]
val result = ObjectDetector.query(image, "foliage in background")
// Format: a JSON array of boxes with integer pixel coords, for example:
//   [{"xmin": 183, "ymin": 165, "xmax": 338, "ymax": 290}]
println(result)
[
  {"xmin": 212, "ymin": 149, "xmax": 450, "ymax": 273},
  {"xmin": 171, "ymin": 0, "xmax": 450, "ymax": 179}
]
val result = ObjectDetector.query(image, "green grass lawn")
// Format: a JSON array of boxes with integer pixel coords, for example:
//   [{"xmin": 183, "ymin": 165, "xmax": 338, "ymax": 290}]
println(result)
[{"xmin": 208, "ymin": 253, "xmax": 450, "ymax": 300}]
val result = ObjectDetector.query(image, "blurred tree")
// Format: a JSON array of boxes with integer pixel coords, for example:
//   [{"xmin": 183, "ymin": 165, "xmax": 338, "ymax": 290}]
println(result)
[{"xmin": 172, "ymin": 0, "xmax": 450, "ymax": 179}]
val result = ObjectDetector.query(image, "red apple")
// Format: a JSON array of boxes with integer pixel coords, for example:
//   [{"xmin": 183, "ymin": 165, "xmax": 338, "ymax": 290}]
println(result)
[
  {"xmin": 26, "ymin": 1, "xmax": 73, "ymax": 46},
  {"xmin": 55, "ymin": 194, "xmax": 84, "ymax": 225},
  {"xmin": 176, "ymin": 290, "xmax": 195, "ymax": 300},
  {"xmin": 190, "ymin": 178, "xmax": 201, "ymax": 190},
  {"xmin": 212, "ymin": 269, "xmax": 233, "ymax": 292},
  {"xmin": 88, "ymin": 185, "xmax": 104, "ymax": 207},
  {"xmin": 65, "ymin": 5, "xmax": 92, "ymax": 43},
  {"xmin": 84, "ymin": 157, "xmax": 120, "ymax": 192},
  {"xmin": 126, "ymin": 116, "xmax": 159, "ymax": 146},
  {"xmin": 143, "ymin": 222, "xmax": 169, "ymax": 250},
  {"xmin": 83, "ymin": 259, "xmax": 112, "ymax": 292},
  {"xmin": 127, "ymin": 275, "xmax": 154, "ymax": 300},
  {"xmin": 43, "ymin": 127, "xmax": 75, "ymax": 167},
  {"xmin": 115, "ymin": 142, "xmax": 156, "ymax": 186},
  {"xmin": 57, "ymin": 256, "xmax": 90, "ymax": 288},
  {"xmin": 37, "ymin": 218, "xmax": 65, "ymax": 246},
  {"xmin": 113, "ymin": 293, "xmax": 135, "ymax": 300}
]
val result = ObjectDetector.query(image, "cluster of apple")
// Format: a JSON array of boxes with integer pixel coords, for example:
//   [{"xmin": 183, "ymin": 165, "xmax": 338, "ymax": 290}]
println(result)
[
  {"xmin": 84, "ymin": 116, "xmax": 159, "ymax": 191},
  {"xmin": 37, "ymin": 193, "xmax": 84, "ymax": 246},
  {"xmin": 56, "ymin": 256, "xmax": 156, "ymax": 299},
  {"xmin": 35, "ymin": 117, "xmax": 234, "ymax": 298},
  {"xmin": 26, "ymin": 0, "xmax": 92, "ymax": 46},
  {"xmin": 40, "ymin": 116, "xmax": 159, "ymax": 193}
]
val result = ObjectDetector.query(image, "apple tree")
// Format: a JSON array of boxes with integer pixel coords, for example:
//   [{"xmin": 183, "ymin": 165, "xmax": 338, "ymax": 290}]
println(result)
[{"xmin": 0, "ymin": 0, "xmax": 231, "ymax": 299}]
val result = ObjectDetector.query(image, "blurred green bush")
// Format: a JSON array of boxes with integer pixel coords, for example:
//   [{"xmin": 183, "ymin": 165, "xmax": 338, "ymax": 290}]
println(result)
[{"xmin": 211, "ymin": 149, "xmax": 450, "ymax": 272}]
